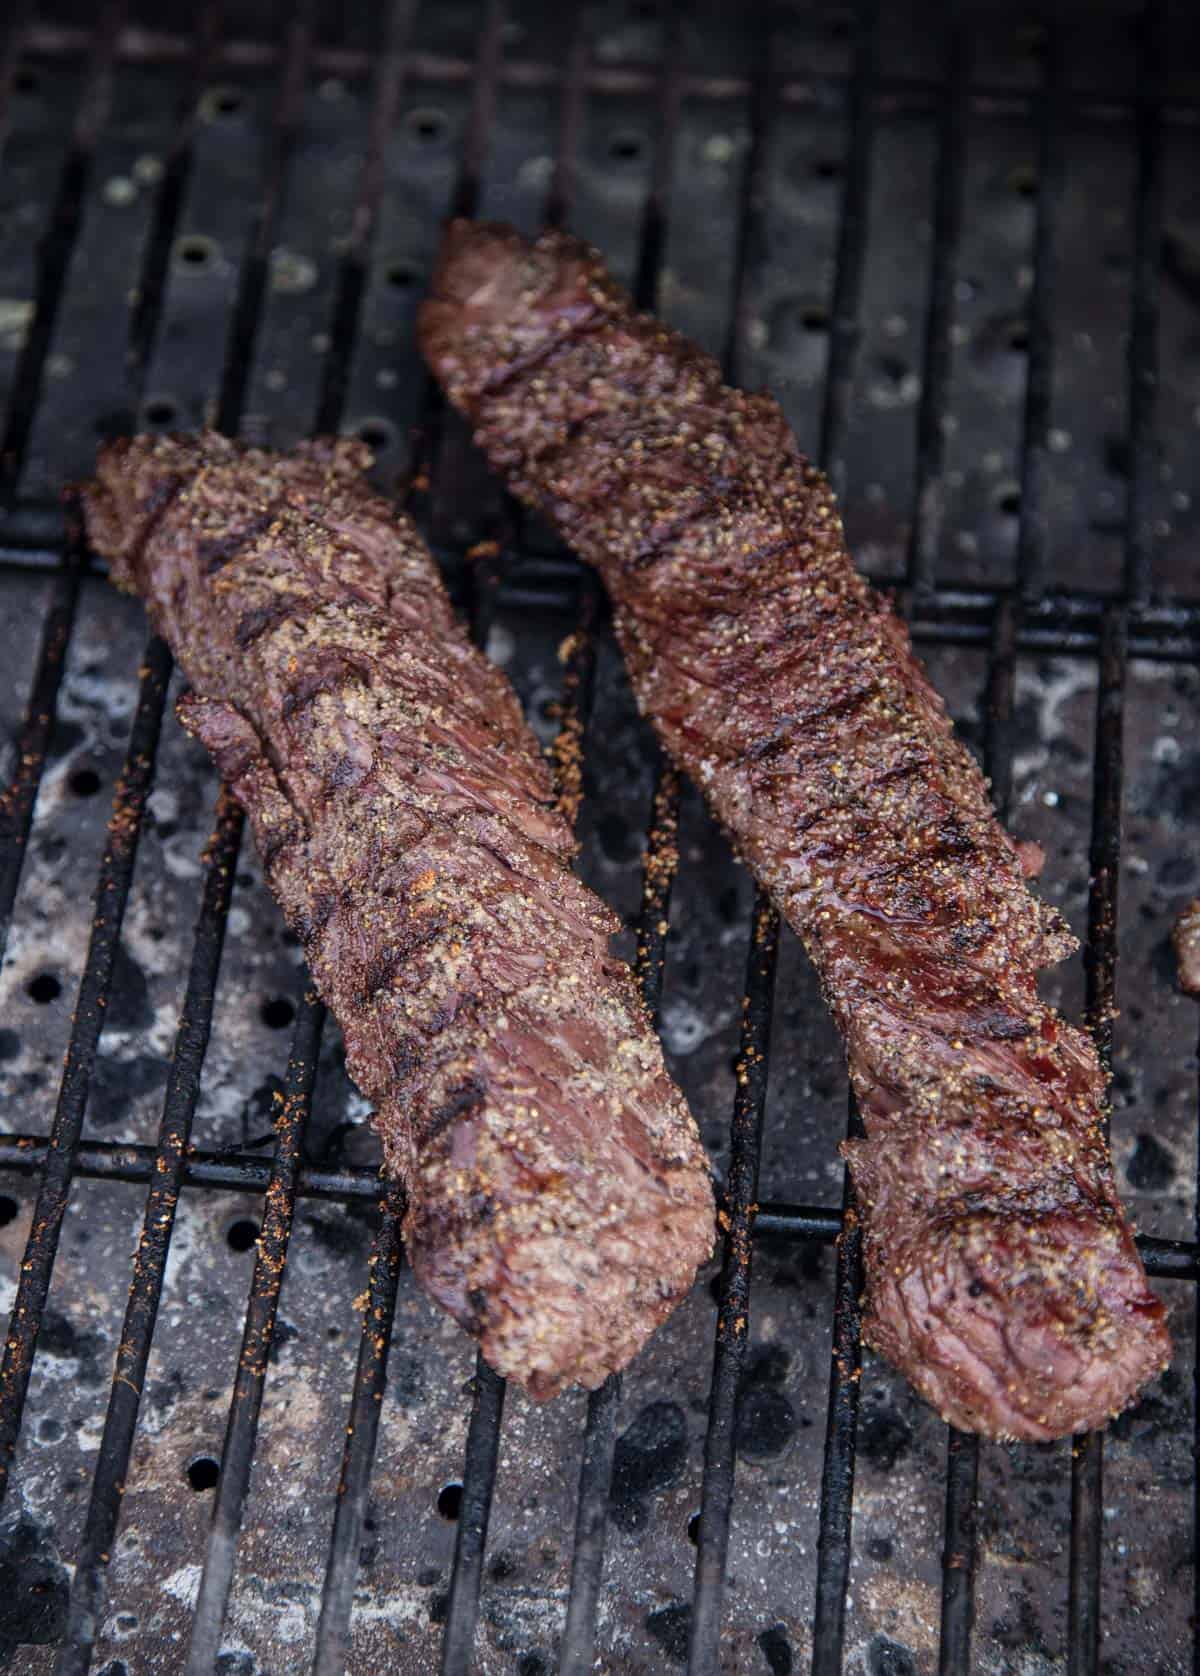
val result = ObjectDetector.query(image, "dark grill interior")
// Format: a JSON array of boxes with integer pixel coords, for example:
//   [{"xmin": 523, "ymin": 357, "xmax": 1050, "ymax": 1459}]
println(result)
[{"xmin": 1, "ymin": 2, "xmax": 1199, "ymax": 1672}]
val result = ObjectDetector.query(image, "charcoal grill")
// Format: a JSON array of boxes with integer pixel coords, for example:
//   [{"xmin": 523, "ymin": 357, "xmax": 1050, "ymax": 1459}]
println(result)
[{"xmin": 1, "ymin": 1, "xmax": 1199, "ymax": 1671}]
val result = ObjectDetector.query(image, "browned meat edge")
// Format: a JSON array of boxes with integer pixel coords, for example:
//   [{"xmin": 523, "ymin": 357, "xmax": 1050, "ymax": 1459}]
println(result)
[
  {"xmin": 418, "ymin": 220, "xmax": 1171, "ymax": 1440},
  {"xmin": 83, "ymin": 433, "xmax": 714, "ymax": 1400}
]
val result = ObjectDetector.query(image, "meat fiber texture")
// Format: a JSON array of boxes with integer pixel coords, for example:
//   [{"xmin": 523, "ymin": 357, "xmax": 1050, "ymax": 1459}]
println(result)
[
  {"xmin": 419, "ymin": 220, "xmax": 1172, "ymax": 1440},
  {"xmin": 83, "ymin": 433, "xmax": 714, "ymax": 1400}
]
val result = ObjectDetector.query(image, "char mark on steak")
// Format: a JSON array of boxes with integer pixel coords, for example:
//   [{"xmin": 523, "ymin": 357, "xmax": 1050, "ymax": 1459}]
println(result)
[
  {"xmin": 418, "ymin": 219, "xmax": 1171, "ymax": 1440},
  {"xmin": 83, "ymin": 432, "xmax": 714, "ymax": 1401}
]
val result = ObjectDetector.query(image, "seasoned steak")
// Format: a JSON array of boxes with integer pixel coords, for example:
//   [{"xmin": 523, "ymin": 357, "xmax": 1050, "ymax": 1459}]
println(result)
[
  {"xmin": 83, "ymin": 433, "xmax": 714, "ymax": 1400},
  {"xmin": 419, "ymin": 220, "xmax": 1171, "ymax": 1439}
]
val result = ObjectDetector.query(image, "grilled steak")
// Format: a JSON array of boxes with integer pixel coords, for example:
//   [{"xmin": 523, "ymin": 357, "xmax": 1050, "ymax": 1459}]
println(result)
[
  {"xmin": 83, "ymin": 433, "xmax": 714, "ymax": 1400},
  {"xmin": 419, "ymin": 221, "xmax": 1171, "ymax": 1440}
]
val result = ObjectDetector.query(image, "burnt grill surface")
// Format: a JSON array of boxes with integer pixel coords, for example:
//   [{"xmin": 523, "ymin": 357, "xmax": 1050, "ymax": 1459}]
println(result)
[{"xmin": 0, "ymin": 2, "xmax": 1198, "ymax": 1673}]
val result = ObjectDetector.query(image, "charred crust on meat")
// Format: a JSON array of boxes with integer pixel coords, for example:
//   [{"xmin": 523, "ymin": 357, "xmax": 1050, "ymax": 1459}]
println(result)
[{"xmin": 419, "ymin": 218, "xmax": 1171, "ymax": 1440}]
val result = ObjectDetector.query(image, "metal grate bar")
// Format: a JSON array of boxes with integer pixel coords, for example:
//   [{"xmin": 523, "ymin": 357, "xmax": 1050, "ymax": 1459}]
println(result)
[
  {"xmin": 1015, "ymin": 28, "xmax": 1064, "ymax": 602},
  {"xmin": 685, "ymin": 18, "xmax": 780, "ymax": 1663},
  {"xmin": 627, "ymin": 0, "xmax": 687, "ymax": 1029},
  {"xmin": 304, "ymin": 7, "xmax": 427, "ymax": 1662},
  {"xmin": 448, "ymin": 0, "xmax": 506, "ymax": 224},
  {"xmin": 312, "ymin": 1181, "xmax": 406, "ymax": 1676},
  {"xmin": 55, "ymin": 791, "xmax": 244, "ymax": 1675},
  {"xmin": 553, "ymin": 582, "xmax": 627, "ymax": 1676},
  {"xmin": 811, "ymin": 2, "xmax": 879, "ymax": 1668},
  {"xmin": 162, "ymin": 12, "xmax": 340, "ymax": 1664},
  {"xmin": 0, "ymin": 2, "xmax": 218, "ymax": 974},
  {"xmin": 0, "ymin": 634, "xmax": 171, "ymax": 1505},
  {"xmin": 1066, "ymin": 604, "xmax": 1128, "ymax": 1675},
  {"xmin": 938, "ymin": 1429, "xmax": 981, "ymax": 1676},
  {"xmin": 9, "ymin": 531, "xmax": 1200, "ymax": 660},
  {"xmin": 553, "ymin": 16, "xmax": 690, "ymax": 1670},
  {"xmin": 0, "ymin": 0, "xmax": 126, "ymax": 506},
  {"xmin": 14, "ymin": 22, "xmax": 1200, "ymax": 124},
  {"xmin": 214, "ymin": 0, "xmax": 315, "ymax": 436},
  {"xmin": 126, "ymin": 4, "xmax": 223, "ymax": 398},
  {"xmin": 0, "ymin": 0, "xmax": 136, "ymax": 963},
  {"xmin": 907, "ymin": 22, "xmax": 969, "ymax": 595},
  {"xmin": 936, "ymin": 3, "xmax": 1060, "ymax": 1629},
  {"xmin": 313, "ymin": 0, "xmax": 419, "ymax": 436},
  {"xmin": 559, "ymin": 1371, "xmax": 623, "ymax": 1676},
  {"xmin": 0, "ymin": 4, "xmax": 35, "ymax": 168},
  {"xmin": 935, "ymin": 594, "xmax": 1017, "ymax": 1675},
  {"xmin": 1123, "ymin": 0, "xmax": 1163, "ymax": 606},
  {"xmin": 434, "ymin": 6, "xmax": 560, "ymax": 1663},
  {"xmin": 817, "ymin": 0, "xmax": 878, "ymax": 494},
  {"xmin": 811, "ymin": 1156, "xmax": 865, "ymax": 1676},
  {"xmin": 184, "ymin": 993, "xmax": 326, "ymax": 1674},
  {"xmin": 687, "ymin": 898, "xmax": 779, "ymax": 1674},
  {"xmin": 0, "ymin": 543, "xmax": 82, "ymax": 966},
  {"xmin": 0, "ymin": 1128, "xmax": 1191, "ymax": 1275},
  {"xmin": 440, "ymin": 1360, "xmax": 507, "ymax": 1676}
]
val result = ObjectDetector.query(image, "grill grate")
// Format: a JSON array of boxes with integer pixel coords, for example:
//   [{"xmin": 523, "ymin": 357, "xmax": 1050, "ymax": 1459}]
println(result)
[{"xmin": 0, "ymin": 1, "xmax": 1197, "ymax": 1672}]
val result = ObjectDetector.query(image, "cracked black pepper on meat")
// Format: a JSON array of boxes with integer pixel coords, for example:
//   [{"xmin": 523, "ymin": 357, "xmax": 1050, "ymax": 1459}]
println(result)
[
  {"xmin": 419, "ymin": 219, "xmax": 1172, "ymax": 1440},
  {"xmin": 83, "ymin": 432, "xmax": 714, "ymax": 1400}
]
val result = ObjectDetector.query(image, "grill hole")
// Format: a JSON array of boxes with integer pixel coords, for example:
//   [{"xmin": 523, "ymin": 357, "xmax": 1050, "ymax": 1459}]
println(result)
[
  {"xmin": 814, "ymin": 158, "xmax": 842, "ymax": 180},
  {"xmin": 260, "ymin": 996, "xmax": 295, "ymax": 1030},
  {"xmin": 352, "ymin": 417, "xmax": 397, "ymax": 453},
  {"xmin": 186, "ymin": 1455, "xmax": 220, "ymax": 1491},
  {"xmin": 143, "ymin": 397, "xmax": 178, "ymax": 427},
  {"xmin": 609, "ymin": 133, "xmax": 643, "ymax": 162},
  {"xmin": 174, "ymin": 234, "xmax": 217, "ymax": 270},
  {"xmin": 995, "ymin": 484, "xmax": 1021, "ymax": 517},
  {"xmin": 1009, "ymin": 165, "xmax": 1038, "ymax": 199},
  {"xmin": 27, "ymin": 973, "xmax": 61, "ymax": 1004},
  {"xmin": 407, "ymin": 107, "xmax": 446, "ymax": 142},
  {"xmin": 0, "ymin": 1195, "xmax": 18, "ymax": 1228},
  {"xmin": 385, "ymin": 261, "xmax": 419, "ymax": 290},
  {"xmin": 209, "ymin": 86, "xmax": 243, "ymax": 116},
  {"xmin": 1008, "ymin": 323, "xmax": 1030, "ymax": 352},
  {"xmin": 14, "ymin": 68, "xmax": 37, "ymax": 94},
  {"xmin": 226, "ymin": 1218, "xmax": 259, "ymax": 1253},
  {"xmin": 687, "ymin": 1510, "xmax": 702, "ymax": 1545},
  {"xmin": 437, "ymin": 1482, "xmax": 463, "ymax": 1520},
  {"xmin": 69, "ymin": 766, "xmax": 101, "ymax": 797},
  {"xmin": 801, "ymin": 306, "xmax": 829, "ymax": 333}
]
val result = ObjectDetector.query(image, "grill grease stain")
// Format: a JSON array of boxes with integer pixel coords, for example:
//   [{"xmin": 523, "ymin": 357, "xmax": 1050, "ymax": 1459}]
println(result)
[
  {"xmin": 1126, "ymin": 1132, "xmax": 1175, "ymax": 1191},
  {"xmin": 0, "ymin": 1514, "xmax": 69, "ymax": 1660},
  {"xmin": 868, "ymin": 1635, "xmax": 918, "ymax": 1676},
  {"xmin": 735, "ymin": 1343, "xmax": 799, "ymax": 1460},
  {"xmin": 859, "ymin": 1396, "xmax": 913, "ymax": 1472},
  {"xmin": 645, "ymin": 1602, "xmax": 691, "ymax": 1663},
  {"xmin": 610, "ymin": 1401, "xmax": 688, "ymax": 1532}
]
